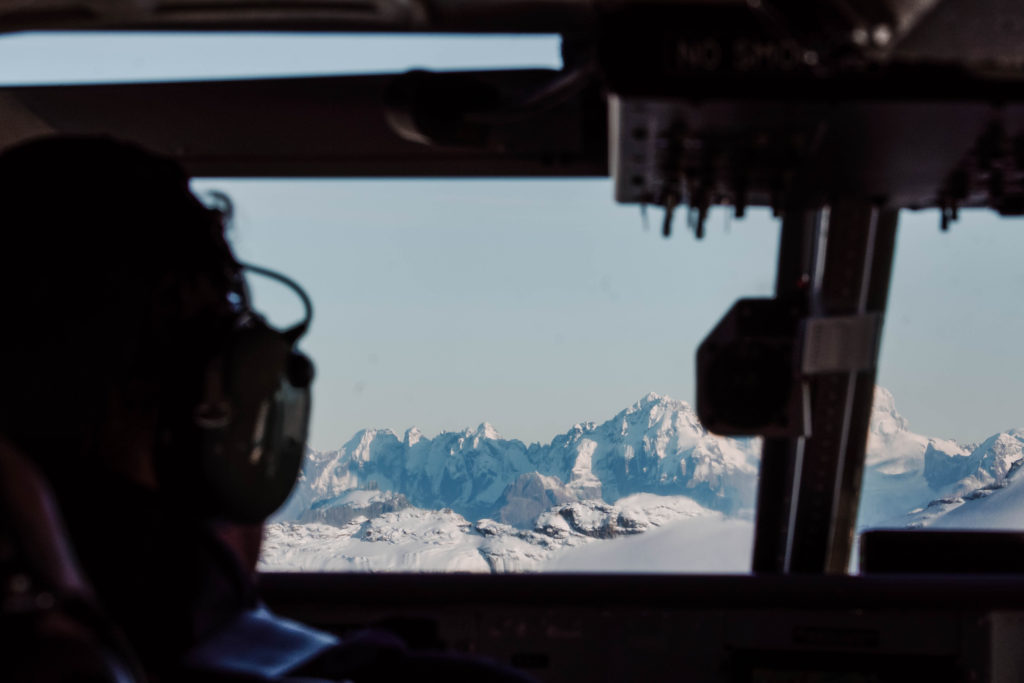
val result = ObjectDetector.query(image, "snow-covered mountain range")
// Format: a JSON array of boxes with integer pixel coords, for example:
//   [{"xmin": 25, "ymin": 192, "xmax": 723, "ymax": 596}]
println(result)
[
  {"xmin": 274, "ymin": 393, "xmax": 759, "ymax": 527},
  {"xmin": 861, "ymin": 388, "xmax": 1024, "ymax": 529},
  {"xmin": 260, "ymin": 389, "xmax": 1024, "ymax": 573}
]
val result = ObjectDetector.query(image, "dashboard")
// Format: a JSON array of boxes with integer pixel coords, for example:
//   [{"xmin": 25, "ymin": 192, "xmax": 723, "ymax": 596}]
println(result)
[{"xmin": 261, "ymin": 572, "xmax": 1024, "ymax": 682}]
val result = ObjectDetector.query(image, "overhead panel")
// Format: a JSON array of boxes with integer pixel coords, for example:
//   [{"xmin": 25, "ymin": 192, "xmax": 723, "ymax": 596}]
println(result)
[{"xmin": 0, "ymin": 70, "xmax": 607, "ymax": 177}]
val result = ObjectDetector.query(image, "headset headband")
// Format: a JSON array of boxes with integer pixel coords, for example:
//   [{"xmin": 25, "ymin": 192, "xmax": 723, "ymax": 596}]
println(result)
[{"xmin": 237, "ymin": 262, "xmax": 314, "ymax": 344}]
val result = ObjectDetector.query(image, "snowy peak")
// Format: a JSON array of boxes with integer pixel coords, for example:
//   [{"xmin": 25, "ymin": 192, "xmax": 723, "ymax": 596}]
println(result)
[
  {"xmin": 869, "ymin": 386, "xmax": 908, "ymax": 438},
  {"xmin": 628, "ymin": 391, "xmax": 690, "ymax": 413},
  {"xmin": 955, "ymin": 430, "xmax": 1024, "ymax": 491},
  {"xmin": 865, "ymin": 386, "xmax": 967, "ymax": 476},
  {"xmin": 348, "ymin": 428, "xmax": 401, "ymax": 463},
  {"xmin": 528, "ymin": 394, "xmax": 755, "ymax": 514},
  {"xmin": 404, "ymin": 427, "xmax": 423, "ymax": 447},
  {"xmin": 624, "ymin": 392, "xmax": 698, "ymax": 430},
  {"xmin": 865, "ymin": 385, "xmax": 921, "ymax": 472},
  {"xmin": 475, "ymin": 422, "xmax": 502, "ymax": 440},
  {"xmin": 589, "ymin": 394, "xmax": 705, "ymax": 454}
]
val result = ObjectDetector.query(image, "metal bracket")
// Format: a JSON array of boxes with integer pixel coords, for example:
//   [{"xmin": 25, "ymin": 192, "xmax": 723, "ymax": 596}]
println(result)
[{"xmin": 800, "ymin": 313, "xmax": 884, "ymax": 375}]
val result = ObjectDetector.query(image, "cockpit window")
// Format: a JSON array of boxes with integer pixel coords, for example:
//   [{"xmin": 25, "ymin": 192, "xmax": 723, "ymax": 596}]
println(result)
[
  {"xmin": 12, "ymin": 31, "xmax": 1022, "ymax": 574},
  {"xmin": 188, "ymin": 181, "xmax": 1024, "ymax": 575},
  {"xmin": 858, "ymin": 209, "xmax": 1024, "ymax": 546},
  {"xmin": 0, "ymin": 32, "xmax": 561, "ymax": 84},
  {"xmin": 198, "ymin": 178, "xmax": 778, "ymax": 573}
]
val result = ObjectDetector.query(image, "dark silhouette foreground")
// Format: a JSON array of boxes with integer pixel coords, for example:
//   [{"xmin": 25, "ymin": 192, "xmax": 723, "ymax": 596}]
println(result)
[{"xmin": 0, "ymin": 136, "xmax": 535, "ymax": 683}]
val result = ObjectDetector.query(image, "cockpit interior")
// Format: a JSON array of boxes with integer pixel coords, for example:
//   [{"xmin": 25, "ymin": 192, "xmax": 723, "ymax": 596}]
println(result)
[{"xmin": 3, "ymin": 1, "xmax": 1024, "ymax": 681}]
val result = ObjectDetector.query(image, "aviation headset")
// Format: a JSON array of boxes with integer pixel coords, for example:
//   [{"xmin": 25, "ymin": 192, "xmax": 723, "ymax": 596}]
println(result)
[{"xmin": 155, "ymin": 262, "xmax": 315, "ymax": 524}]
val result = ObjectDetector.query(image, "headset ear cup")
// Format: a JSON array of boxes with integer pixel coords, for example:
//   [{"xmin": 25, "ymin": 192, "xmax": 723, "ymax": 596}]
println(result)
[
  {"xmin": 199, "ymin": 322, "xmax": 310, "ymax": 523},
  {"xmin": 287, "ymin": 352, "xmax": 315, "ymax": 389}
]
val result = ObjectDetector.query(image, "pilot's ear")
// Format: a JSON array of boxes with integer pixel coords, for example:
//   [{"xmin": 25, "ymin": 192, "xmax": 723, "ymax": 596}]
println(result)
[{"xmin": 95, "ymin": 380, "xmax": 162, "ymax": 490}]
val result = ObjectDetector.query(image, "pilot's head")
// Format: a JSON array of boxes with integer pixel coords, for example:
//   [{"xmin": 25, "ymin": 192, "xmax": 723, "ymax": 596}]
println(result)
[
  {"xmin": 0, "ymin": 136, "xmax": 239, "ymax": 489},
  {"xmin": 0, "ymin": 134, "xmax": 312, "ymax": 545},
  {"xmin": 0, "ymin": 136, "xmax": 315, "ymax": 670}
]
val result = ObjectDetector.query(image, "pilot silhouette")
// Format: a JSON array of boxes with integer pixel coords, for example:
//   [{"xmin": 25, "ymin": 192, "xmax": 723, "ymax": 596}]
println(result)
[{"xmin": 0, "ymin": 136, "xmax": 535, "ymax": 682}]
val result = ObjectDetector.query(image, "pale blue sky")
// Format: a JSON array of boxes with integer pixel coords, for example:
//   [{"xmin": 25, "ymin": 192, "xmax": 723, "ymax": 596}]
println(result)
[
  {"xmin": 200, "ymin": 179, "xmax": 782, "ymax": 449},
  {"xmin": 0, "ymin": 32, "xmax": 562, "ymax": 83},
  {"xmin": 3, "ymin": 32, "xmax": 1023, "ymax": 450},
  {"xmin": 205, "ymin": 178, "xmax": 1024, "ymax": 451}
]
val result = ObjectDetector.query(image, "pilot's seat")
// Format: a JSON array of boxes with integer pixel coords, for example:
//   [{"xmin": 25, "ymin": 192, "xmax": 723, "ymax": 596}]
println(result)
[{"xmin": 0, "ymin": 438, "xmax": 142, "ymax": 683}]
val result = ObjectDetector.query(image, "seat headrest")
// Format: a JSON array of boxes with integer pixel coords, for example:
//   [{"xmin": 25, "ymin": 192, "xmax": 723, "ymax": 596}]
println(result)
[
  {"xmin": 0, "ymin": 437, "xmax": 93, "ymax": 598},
  {"xmin": 0, "ymin": 438, "xmax": 143, "ymax": 683}
]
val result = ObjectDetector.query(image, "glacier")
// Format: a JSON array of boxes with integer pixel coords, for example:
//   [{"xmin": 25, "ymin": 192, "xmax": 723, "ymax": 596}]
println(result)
[{"xmin": 260, "ymin": 389, "xmax": 1024, "ymax": 573}]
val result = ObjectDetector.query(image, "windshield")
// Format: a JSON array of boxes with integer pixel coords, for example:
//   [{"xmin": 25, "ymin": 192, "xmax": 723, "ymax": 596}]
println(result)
[
  {"xmin": 197, "ymin": 178, "xmax": 777, "ymax": 573},
  {"xmin": 0, "ymin": 32, "xmax": 562, "ymax": 84},
  {"xmin": 858, "ymin": 210, "xmax": 1024, "ymax": 539},
  {"xmin": 196, "ymin": 173, "xmax": 1024, "ymax": 574},
  {"xmin": 8, "ymin": 31, "xmax": 1024, "ymax": 575}
]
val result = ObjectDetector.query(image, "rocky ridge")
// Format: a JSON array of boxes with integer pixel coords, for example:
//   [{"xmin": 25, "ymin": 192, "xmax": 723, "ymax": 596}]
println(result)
[{"xmin": 263, "ymin": 389, "xmax": 1024, "ymax": 572}]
